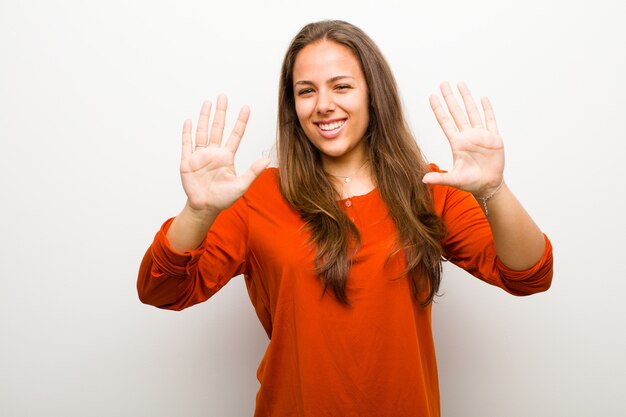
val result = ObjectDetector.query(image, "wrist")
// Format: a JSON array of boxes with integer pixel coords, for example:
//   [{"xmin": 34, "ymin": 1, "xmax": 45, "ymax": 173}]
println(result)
[
  {"xmin": 474, "ymin": 178, "xmax": 505, "ymax": 218},
  {"xmin": 473, "ymin": 177, "xmax": 504, "ymax": 199},
  {"xmin": 182, "ymin": 201, "xmax": 220, "ymax": 225}
]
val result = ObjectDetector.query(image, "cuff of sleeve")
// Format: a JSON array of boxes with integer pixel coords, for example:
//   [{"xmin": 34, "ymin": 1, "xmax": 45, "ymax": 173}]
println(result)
[
  {"xmin": 150, "ymin": 218, "xmax": 205, "ymax": 276},
  {"xmin": 495, "ymin": 234, "xmax": 553, "ymax": 281}
]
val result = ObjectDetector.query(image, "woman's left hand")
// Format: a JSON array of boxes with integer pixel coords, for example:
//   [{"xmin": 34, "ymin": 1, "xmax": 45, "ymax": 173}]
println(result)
[{"xmin": 422, "ymin": 82, "xmax": 505, "ymax": 197}]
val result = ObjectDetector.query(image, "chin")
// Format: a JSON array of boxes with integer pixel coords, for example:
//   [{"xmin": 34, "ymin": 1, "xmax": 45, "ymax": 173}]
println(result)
[{"xmin": 317, "ymin": 144, "xmax": 350, "ymax": 159}]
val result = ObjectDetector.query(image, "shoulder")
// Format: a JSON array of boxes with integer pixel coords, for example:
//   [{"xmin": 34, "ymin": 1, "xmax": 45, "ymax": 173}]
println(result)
[
  {"xmin": 425, "ymin": 163, "xmax": 450, "ymax": 209},
  {"xmin": 244, "ymin": 167, "xmax": 281, "ymax": 202},
  {"xmin": 251, "ymin": 167, "xmax": 279, "ymax": 187},
  {"xmin": 242, "ymin": 167, "xmax": 302, "ymax": 221},
  {"xmin": 427, "ymin": 162, "xmax": 442, "ymax": 173},
  {"xmin": 424, "ymin": 163, "xmax": 477, "ymax": 217}
]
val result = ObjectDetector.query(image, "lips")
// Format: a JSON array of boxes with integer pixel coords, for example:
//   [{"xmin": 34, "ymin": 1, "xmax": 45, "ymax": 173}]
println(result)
[
  {"xmin": 315, "ymin": 118, "xmax": 346, "ymax": 138},
  {"xmin": 318, "ymin": 119, "xmax": 345, "ymax": 131}
]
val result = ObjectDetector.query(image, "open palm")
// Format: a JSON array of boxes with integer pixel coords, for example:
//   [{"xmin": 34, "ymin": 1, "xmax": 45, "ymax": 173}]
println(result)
[
  {"xmin": 422, "ymin": 82, "xmax": 505, "ymax": 196},
  {"xmin": 180, "ymin": 95, "xmax": 269, "ymax": 214}
]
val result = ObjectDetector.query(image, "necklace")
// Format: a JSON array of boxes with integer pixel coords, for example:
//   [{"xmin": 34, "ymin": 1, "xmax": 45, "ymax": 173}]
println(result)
[{"xmin": 325, "ymin": 159, "xmax": 370, "ymax": 184}]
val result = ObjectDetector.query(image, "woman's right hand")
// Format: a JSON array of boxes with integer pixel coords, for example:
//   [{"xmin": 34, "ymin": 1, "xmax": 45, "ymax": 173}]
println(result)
[{"xmin": 180, "ymin": 94, "xmax": 270, "ymax": 217}]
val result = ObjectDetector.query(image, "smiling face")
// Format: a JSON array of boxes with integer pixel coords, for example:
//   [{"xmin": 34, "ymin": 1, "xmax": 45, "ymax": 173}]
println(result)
[{"xmin": 292, "ymin": 40, "xmax": 370, "ymax": 172}]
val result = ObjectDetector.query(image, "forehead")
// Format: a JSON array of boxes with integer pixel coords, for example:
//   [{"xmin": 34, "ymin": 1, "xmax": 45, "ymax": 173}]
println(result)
[{"xmin": 292, "ymin": 40, "xmax": 364, "ymax": 82}]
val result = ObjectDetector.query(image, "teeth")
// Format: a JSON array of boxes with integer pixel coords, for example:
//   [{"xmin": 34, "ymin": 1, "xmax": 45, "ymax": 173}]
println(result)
[{"xmin": 318, "ymin": 120, "xmax": 345, "ymax": 131}]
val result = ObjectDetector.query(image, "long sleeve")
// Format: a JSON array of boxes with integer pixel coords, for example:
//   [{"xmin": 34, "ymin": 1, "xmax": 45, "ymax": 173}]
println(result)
[
  {"xmin": 137, "ymin": 193, "xmax": 250, "ymax": 310},
  {"xmin": 434, "ymin": 182, "xmax": 553, "ymax": 296}
]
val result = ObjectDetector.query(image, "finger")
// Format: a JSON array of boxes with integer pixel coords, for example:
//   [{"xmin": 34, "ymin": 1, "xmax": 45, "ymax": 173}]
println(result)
[
  {"xmin": 422, "ymin": 171, "xmax": 458, "ymax": 188},
  {"xmin": 209, "ymin": 94, "xmax": 228, "ymax": 147},
  {"xmin": 457, "ymin": 82, "xmax": 484, "ymax": 129},
  {"xmin": 440, "ymin": 82, "xmax": 471, "ymax": 131},
  {"xmin": 225, "ymin": 105, "xmax": 250, "ymax": 154},
  {"xmin": 481, "ymin": 97, "xmax": 500, "ymax": 134},
  {"xmin": 182, "ymin": 119, "xmax": 192, "ymax": 160},
  {"xmin": 429, "ymin": 95, "xmax": 457, "ymax": 141},
  {"xmin": 195, "ymin": 100, "xmax": 212, "ymax": 148},
  {"xmin": 239, "ymin": 157, "xmax": 272, "ymax": 190}
]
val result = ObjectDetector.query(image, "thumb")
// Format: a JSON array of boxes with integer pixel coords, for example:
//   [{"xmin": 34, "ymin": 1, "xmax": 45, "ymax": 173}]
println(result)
[
  {"xmin": 422, "ymin": 171, "xmax": 454, "ymax": 186},
  {"xmin": 240, "ymin": 157, "xmax": 272, "ymax": 189}
]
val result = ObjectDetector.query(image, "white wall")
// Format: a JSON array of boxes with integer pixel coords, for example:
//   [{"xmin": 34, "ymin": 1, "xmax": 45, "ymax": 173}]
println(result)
[{"xmin": 1, "ymin": 0, "xmax": 625, "ymax": 416}]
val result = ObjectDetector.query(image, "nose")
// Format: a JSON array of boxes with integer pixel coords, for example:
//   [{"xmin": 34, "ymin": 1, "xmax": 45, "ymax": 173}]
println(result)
[{"xmin": 315, "ymin": 90, "xmax": 335, "ymax": 115}]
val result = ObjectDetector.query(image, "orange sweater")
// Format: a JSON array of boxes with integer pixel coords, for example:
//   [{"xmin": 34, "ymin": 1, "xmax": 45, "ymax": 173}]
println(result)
[{"xmin": 137, "ymin": 167, "xmax": 553, "ymax": 417}]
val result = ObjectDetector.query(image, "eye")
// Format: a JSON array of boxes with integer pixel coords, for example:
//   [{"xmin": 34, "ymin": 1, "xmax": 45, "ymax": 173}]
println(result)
[
  {"xmin": 297, "ymin": 88, "xmax": 314, "ymax": 96},
  {"xmin": 335, "ymin": 84, "xmax": 352, "ymax": 92}
]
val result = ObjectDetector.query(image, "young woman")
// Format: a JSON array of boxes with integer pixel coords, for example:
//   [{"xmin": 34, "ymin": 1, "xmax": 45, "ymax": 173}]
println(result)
[{"xmin": 138, "ymin": 20, "xmax": 552, "ymax": 417}]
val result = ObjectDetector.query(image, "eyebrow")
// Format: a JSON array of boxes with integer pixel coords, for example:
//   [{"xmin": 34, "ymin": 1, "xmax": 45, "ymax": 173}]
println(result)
[{"xmin": 294, "ymin": 75, "xmax": 356, "ymax": 86}]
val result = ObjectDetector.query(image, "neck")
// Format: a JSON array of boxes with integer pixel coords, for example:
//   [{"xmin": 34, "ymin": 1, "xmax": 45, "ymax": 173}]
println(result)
[
  {"xmin": 326, "ymin": 158, "xmax": 369, "ymax": 183},
  {"xmin": 321, "ymin": 147, "xmax": 369, "ymax": 178}
]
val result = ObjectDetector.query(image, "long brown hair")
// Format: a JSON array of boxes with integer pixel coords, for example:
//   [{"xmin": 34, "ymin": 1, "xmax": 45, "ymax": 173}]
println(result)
[{"xmin": 277, "ymin": 20, "xmax": 445, "ymax": 306}]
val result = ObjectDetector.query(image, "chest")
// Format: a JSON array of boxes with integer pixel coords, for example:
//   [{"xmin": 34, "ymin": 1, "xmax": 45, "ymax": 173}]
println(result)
[{"xmin": 247, "ymin": 192, "xmax": 407, "ymax": 292}]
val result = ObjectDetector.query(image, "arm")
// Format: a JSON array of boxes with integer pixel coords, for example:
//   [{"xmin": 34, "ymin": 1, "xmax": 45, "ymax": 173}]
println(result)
[
  {"xmin": 479, "ymin": 183, "xmax": 545, "ymax": 270},
  {"xmin": 137, "ymin": 95, "xmax": 270, "ymax": 308},
  {"xmin": 423, "ymin": 82, "xmax": 547, "ymax": 271},
  {"xmin": 137, "ymin": 199, "xmax": 250, "ymax": 310},
  {"xmin": 434, "ymin": 180, "xmax": 552, "ymax": 295},
  {"xmin": 168, "ymin": 95, "xmax": 269, "ymax": 252}
]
